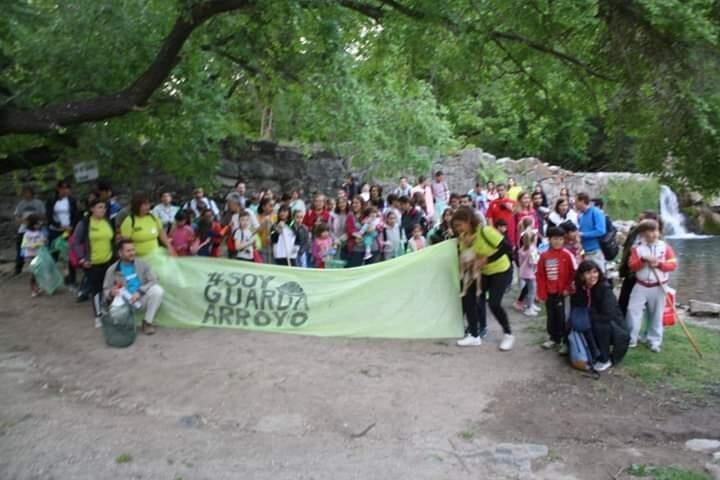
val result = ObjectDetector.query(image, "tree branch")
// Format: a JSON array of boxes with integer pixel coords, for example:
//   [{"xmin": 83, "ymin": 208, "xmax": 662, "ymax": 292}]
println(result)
[
  {"xmin": 0, "ymin": 0, "xmax": 255, "ymax": 135},
  {"xmin": 0, "ymin": 145, "xmax": 64, "ymax": 174}
]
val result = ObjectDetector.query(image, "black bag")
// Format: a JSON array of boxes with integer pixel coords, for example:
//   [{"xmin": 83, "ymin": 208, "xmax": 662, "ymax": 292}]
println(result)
[
  {"xmin": 599, "ymin": 215, "xmax": 619, "ymax": 261},
  {"xmin": 609, "ymin": 319, "xmax": 630, "ymax": 365}
]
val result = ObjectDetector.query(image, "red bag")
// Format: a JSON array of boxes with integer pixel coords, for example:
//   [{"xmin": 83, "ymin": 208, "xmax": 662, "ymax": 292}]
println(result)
[
  {"xmin": 663, "ymin": 289, "xmax": 676, "ymax": 327},
  {"xmin": 253, "ymin": 250, "xmax": 264, "ymax": 263}
]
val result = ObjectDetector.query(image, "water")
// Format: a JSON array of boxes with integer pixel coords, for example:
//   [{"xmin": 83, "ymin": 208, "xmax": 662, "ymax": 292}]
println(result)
[
  {"xmin": 666, "ymin": 237, "xmax": 720, "ymax": 303},
  {"xmin": 659, "ymin": 185, "xmax": 689, "ymax": 237}
]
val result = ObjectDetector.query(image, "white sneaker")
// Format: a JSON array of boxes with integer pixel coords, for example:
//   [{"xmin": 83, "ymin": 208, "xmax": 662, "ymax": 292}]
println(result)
[
  {"xmin": 523, "ymin": 308, "xmax": 538, "ymax": 317},
  {"xmin": 529, "ymin": 305, "xmax": 541, "ymax": 313},
  {"xmin": 457, "ymin": 335, "xmax": 482, "ymax": 347},
  {"xmin": 628, "ymin": 341, "xmax": 638, "ymax": 348},
  {"xmin": 649, "ymin": 344, "xmax": 661, "ymax": 353},
  {"xmin": 499, "ymin": 334, "xmax": 515, "ymax": 351},
  {"xmin": 541, "ymin": 340, "xmax": 556, "ymax": 350},
  {"xmin": 557, "ymin": 344, "xmax": 569, "ymax": 356},
  {"xmin": 593, "ymin": 361, "xmax": 612, "ymax": 372},
  {"xmin": 94, "ymin": 317, "xmax": 102, "ymax": 328}
]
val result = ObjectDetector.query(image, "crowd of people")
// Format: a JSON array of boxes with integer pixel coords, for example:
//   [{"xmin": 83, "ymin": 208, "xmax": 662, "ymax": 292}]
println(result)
[{"xmin": 14, "ymin": 172, "xmax": 677, "ymax": 372}]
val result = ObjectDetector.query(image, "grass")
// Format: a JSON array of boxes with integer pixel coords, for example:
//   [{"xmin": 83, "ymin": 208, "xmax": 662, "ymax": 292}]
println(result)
[
  {"xmin": 114, "ymin": 453, "xmax": 133, "ymax": 464},
  {"xmin": 622, "ymin": 324, "xmax": 720, "ymax": 395},
  {"xmin": 604, "ymin": 178, "xmax": 660, "ymax": 221},
  {"xmin": 626, "ymin": 463, "xmax": 712, "ymax": 480},
  {"xmin": 458, "ymin": 430, "xmax": 475, "ymax": 440}
]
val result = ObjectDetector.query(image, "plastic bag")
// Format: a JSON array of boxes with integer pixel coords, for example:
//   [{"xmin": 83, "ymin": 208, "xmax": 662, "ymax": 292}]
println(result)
[
  {"xmin": 101, "ymin": 301, "xmax": 137, "ymax": 348},
  {"xmin": 50, "ymin": 236, "xmax": 69, "ymax": 264},
  {"xmin": 29, "ymin": 247, "xmax": 64, "ymax": 295}
]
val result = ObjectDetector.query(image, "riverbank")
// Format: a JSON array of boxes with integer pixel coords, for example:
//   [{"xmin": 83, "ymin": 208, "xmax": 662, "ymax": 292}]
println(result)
[{"xmin": 1, "ymin": 273, "xmax": 719, "ymax": 480}]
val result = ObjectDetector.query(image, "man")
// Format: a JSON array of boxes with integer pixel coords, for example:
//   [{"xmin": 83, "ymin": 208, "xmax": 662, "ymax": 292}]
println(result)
[
  {"xmin": 152, "ymin": 192, "xmax": 179, "ymax": 233},
  {"xmin": 341, "ymin": 174, "xmax": 359, "ymax": 199},
  {"xmin": 486, "ymin": 184, "xmax": 517, "ymax": 246},
  {"xmin": 103, "ymin": 240, "xmax": 165, "ymax": 335},
  {"xmin": 431, "ymin": 171, "xmax": 450, "ymax": 204},
  {"xmin": 394, "ymin": 176, "xmax": 413, "ymax": 198},
  {"xmin": 399, "ymin": 196, "xmax": 426, "ymax": 240},
  {"xmin": 576, "ymin": 192, "xmax": 607, "ymax": 272},
  {"xmin": 468, "ymin": 182, "xmax": 488, "ymax": 215},
  {"xmin": 448, "ymin": 193, "xmax": 461, "ymax": 211},
  {"xmin": 185, "ymin": 187, "xmax": 220, "ymax": 218},
  {"xmin": 14, "ymin": 186, "xmax": 46, "ymax": 275}
]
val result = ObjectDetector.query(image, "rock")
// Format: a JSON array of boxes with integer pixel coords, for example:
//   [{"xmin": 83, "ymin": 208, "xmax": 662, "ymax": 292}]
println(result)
[
  {"xmin": 689, "ymin": 300, "xmax": 720, "ymax": 317},
  {"xmin": 494, "ymin": 443, "xmax": 549, "ymax": 461},
  {"xmin": 706, "ymin": 462, "xmax": 720, "ymax": 480},
  {"xmin": 713, "ymin": 451, "xmax": 720, "ymax": 461},
  {"xmin": 686, "ymin": 439, "xmax": 720, "ymax": 451}
]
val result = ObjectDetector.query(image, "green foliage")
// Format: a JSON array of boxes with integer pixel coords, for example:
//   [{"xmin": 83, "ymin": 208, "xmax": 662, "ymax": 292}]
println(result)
[
  {"xmin": 604, "ymin": 178, "xmax": 661, "ymax": 220},
  {"xmin": 626, "ymin": 464, "xmax": 712, "ymax": 480},
  {"xmin": 622, "ymin": 325, "xmax": 720, "ymax": 395},
  {"xmin": 114, "ymin": 453, "xmax": 133, "ymax": 464},
  {"xmin": 476, "ymin": 163, "xmax": 507, "ymax": 185}
]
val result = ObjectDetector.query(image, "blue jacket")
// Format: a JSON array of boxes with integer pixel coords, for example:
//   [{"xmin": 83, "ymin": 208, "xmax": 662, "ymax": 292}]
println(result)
[{"xmin": 579, "ymin": 206, "xmax": 606, "ymax": 253}]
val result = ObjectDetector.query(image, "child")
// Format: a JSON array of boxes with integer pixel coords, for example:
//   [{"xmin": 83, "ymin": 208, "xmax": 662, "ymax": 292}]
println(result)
[
  {"xmin": 190, "ymin": 214, "xmax": 217, "ymax": 257},
  {"xmin": 359, "ymin": 207, "xmax": 381, "ymax": 260},
  {"xmin": 233, "ymin": 211, "xmax": 256, "ymax": 261},
  {"xmin": 408, "ymin": 224, "xmax": 426, "ymax": 252},
  {"xmin": 626, "ymin": 219, "xmax": 677, "ymax": 352},
  {"xmin": 382, "ymin": 211, "xmax": 405, "ymax": 260},
  {"xmin": 536, "ymin": 226, "xmax": 577, "ymax": 354},
  {"xmin": 517, "ymin": 227, "xmax": 540, "ymax": 317},
  {"xmin": 21, "ymin": 214, "xmax": 45, "ymax": 297},
  {"xmin": 561, "ymin": 221, "xmax": 583, "ymax": 263},
  {"xmin": 494, "ymin": 218, "xmax": 509, "ymax": 240},
  {"xmin": 292, "ymin": 209, "xmax": 311, "ymax": 267},
  {"xmin": 169, "ymin": 210, "xmax": 195, "ymax": 256},
  {"xmin": 270, "ymin": 205, "xmax": 298, "ymax": 266},
  {"xmin": 312, "ymin": 223, "xmax": 334, "ymax": 268}
]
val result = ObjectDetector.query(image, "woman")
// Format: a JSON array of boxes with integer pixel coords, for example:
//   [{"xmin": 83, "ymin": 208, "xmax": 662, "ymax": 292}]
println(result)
[
  {"xmin": 484, "ymin": 181, "xmax": 499, "ymax": 202},
  {"xmin": 571, "ymin": 261, "xmax": 629, "ymax": 372},
  {"xmin": 547, "ymin": 198, "xmax": 579, "ymax": 229},
  {"xmin": 46, "ymin": 180, "xmax": 80, "ymax": 285},
  {"xmin": 453, "ymin": 206, "xmax": 514, "ymax": 351},
  {"xmin": 369, "ymin": 185, "xmax": 385, "ymax": 210},
  {"xmin": 507, "ymin": 177, "xmax": 523, "ymax": 201},
  {"xmin": 514, "ymin": 192, "xmax": 539, "ymax": 240},
  {"xmin": 533, "ymin": 184, "xmax": 548, "ymax": 208},
  {"xmin": 256, "ymin": 197, "xmax": 276, "ymax": 263},
  {"xmin": 120, "ymin": 193, "xmax": 175, "ymax": 257},
  {"xmin": 428, "ymin": 208, "xmax": 454, "ymax": 245},
  {"xmin": 345, "ymin": 196, "xmax": 369, "ymax": 268},
  {"xmin": 72, "ymin": 199, "xmax": 115, "ymax": 328},
  {"xmin": 359, "ymin": 183, "xmax": 371, "ymax": 202},
  {"xmin": 412, "ymin": 176, "xmax": 435, "ymax": 223},
  {"xmin": 330, "ymin": 196, "xmax": 350, "ymax": 255},
  {"xmin": 559, "ymin": 186, "xmax": 575, "ymax": 209}
]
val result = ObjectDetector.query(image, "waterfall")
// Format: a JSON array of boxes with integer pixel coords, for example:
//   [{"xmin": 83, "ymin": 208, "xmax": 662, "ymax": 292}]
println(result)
[{"xmin": 659, "ymin": 185, "xmax": 689, "ymax": 237}]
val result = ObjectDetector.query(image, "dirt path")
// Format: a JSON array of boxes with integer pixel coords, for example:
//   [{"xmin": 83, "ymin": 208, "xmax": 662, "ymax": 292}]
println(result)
[{"xmin": 0, "ymin": 273, "xmax": 718, "ymax": 480}]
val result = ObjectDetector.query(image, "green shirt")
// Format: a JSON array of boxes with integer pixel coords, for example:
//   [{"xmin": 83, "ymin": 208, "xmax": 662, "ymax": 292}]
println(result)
[
  {"xmin": 472, "ymin": 226, "xmax": 511, "ymax": 275},
  {"xmin": 120, "ymin": 214, "xmax": 162, "ymax": 257},
  {"xmin": 89, "ymin": 217, "xmax": 113, "ymax": 264}
]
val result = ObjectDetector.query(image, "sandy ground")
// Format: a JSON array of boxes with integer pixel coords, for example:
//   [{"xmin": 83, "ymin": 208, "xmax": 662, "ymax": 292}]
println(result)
[{"xmin": 1, "ymin": 271, "xmax": 718, "ymax": 480}]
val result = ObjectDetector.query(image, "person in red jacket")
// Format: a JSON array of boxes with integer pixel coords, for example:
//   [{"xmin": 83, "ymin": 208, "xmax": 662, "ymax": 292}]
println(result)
[
  {"xmin": 303, "ymin": 193, "xmax": 330, "ymax": 230},
  {"xmin": 536, "ymin": 226, "xmax": 577, "ymax": 353},
  {"xmin": 486, "ymin": 184, "xmax": 517, "ymax": 246}
]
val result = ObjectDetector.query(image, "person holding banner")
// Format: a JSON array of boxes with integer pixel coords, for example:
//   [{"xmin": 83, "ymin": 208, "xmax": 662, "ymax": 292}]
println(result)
[{"xmin": 453, "ymin": 206, "xmax": 515, "ymax": 351}]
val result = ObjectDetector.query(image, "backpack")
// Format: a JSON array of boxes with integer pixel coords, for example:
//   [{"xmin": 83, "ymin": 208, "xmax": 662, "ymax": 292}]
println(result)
[
  {"xmin": 599, "ymin": 215, "xmax": 619, "ymax": 261},
  {"xmin": 568, "ymin": 330, "xmax": 594, "ymax": 372}
]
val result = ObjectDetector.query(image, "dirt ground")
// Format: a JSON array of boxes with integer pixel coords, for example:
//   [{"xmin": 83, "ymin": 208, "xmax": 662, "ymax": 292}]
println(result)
[{"xmin": 1, "ymin": 271, "xmax": 718, "ymax": 480}]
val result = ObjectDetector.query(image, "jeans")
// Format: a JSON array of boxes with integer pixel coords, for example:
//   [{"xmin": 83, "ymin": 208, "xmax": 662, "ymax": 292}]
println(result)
[
  {"xmin": 584, "ymin": 250, "xmax": 606, "ymax": 274},
  {"xmin": 545, "ymin": 294, "xmax": 567, "ymax": 344},
  {"xmin": 478, "ymin": 268, "xmax": 513, "ymax": 335},
  {"xmin": 519, "ymin": 278, "xmax": 536, "ymax": 310}
]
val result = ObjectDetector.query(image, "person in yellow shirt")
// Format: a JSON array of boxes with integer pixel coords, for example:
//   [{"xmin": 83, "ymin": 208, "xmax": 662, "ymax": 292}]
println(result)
[
  {"xmin": 453, "ymin": 206, "xmax": 515, "ymax": 351},
  {"xmin": 120, "ymin": 193, "xmax": 175, "ymax": 258},
  {"xmin": 507, "ymin": 177, "xmax": 523, "ymax": 201}
]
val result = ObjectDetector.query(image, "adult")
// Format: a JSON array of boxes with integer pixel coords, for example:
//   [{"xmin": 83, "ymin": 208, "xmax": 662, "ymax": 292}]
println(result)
[
  {"xmin": 225, "ymin": 180, "xmax": 247, "ymax": 209},
  {"xmin": 72, "ymin": 199, "xmax": 115, "ymax": 327},
  {"xmin": 507, "ymin": 177, "xmax": 523, "ymax": 201},
  {"xmin": 96, "ymin": 180, "xmax": 122, "ymax": 226},
  {"xmin": 428, "ymin": 208, "xmax": 454, "ymax": 245},
  {"xmin": 256, "ymin": 197, "xmax": 276, "ymax": 263},
  {"xmin": 103, "ymin": 240, "xmax": 165, "ymax": 335},
  {"xmin": 571, "ymin": 260, "xmax": 629, "ymax": 372},
  {"xmin": 484, "ymin": 181, "xmax": 499, "ymax": 202},
  {"xmin": 152, "ymin": 192, "xmax": 180, "ymax": 233},
  {"xmin": 576, "ymin": 193, "xmax": 607, "ymax": 272},
  {"xmin": 342, "ymin": 174, "xmax": 359, "ymax": 199},
  {"xmin": 531, "ymin": 191, "xmax": 547, "ymax": 235},
  {"xmin": 330, "ymin": 196, "xmax": 350, "ymax": 247},
  {"xmin": 468, "ymin": 182, "xmax": 488, "ymax": 215},
  {"xmin": 411, "ymin": 176, "xmax": 435, "ymax": 221},
  {"xmin": 345, "ymin": 196, "xmax": 368, "ymax": 268},
  {"xmin": 514, "ymin": 192, "xmax": 539, "ymax": 241},
  {"xmin": 486, "ymin": 184, "xmax": 517, "ymax": 246},
  {"xmin": 184, "ymin": 187, "xmax": 220, "ymax": 218},
  {"xmin": 399, "ymin": 196, "xmax": 426, "ymax": 241},
  {"xmin": 453, "ymin": 207, "xmax": 515, "ymax": 350},
  {"xmin": 303, "ymin": 193, "xmax": 330, "ymax": 230},
  {"xmin": 46, "ymin": 180, "xmax": 80, "ymax": 285},
  {"xmin": 547, "ymin": 197, "xmax": 579, "ymax": 228},
  {"xmin": 369, "ymin": 185, "xmax": 385, "ymax": 210},
  {"xmin": 120, "ymin": 193, "xmax": 175, "ymax": 257},
  {"xmin": 393, "ymin": 176, "xmax": 413, "ymax": 198},
  {"xmin": 618, "ymin": 211, "xmax": 661, "ymax": 316},
  {"xmin": 559, "ymin": 187, "xmax": 575, "ymax": 208},
  {"xmin": 289, "ymin": 189, "xmax": 306, "ymax": 214},
  {"xmin": 14, "ymin": 186, "xmax": 45, "ymax": 275},
  {"xmin": 533, "ymin": 184, "xmax": 548, "ymax": 207},
  {"xmin": 431, "ymin": 171, "xmax": 450, "ymax": 204},
  {"xmin": 359, "ymin": 183, "xmax": 371, "ymax": 203}
]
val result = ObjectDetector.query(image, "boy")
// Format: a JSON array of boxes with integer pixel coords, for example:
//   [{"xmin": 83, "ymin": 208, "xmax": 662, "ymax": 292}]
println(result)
[
  {"xmin": 626, "ymin": 219, "xmax": 677, "ymax": 352},
  {"xmin": 561, "ymin": 221, "xmax": 583, "ymax": 263},
  {"xmin": 233, "ymin": 211, "xmax": 255, "ymax": 261},
  {"xmin": 536, "ymin": 227, "xmax": 576, "ymax": 354}
]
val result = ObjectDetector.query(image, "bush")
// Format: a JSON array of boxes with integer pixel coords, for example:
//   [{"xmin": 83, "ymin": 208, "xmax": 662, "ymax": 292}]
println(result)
[{"xmin": 604, "ymin": 178, "xmax": 660, "ymax": 221}]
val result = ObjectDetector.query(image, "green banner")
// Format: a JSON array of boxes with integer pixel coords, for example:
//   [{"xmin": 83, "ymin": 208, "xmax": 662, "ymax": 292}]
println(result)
[{"xmin": 145, "ymin": 240, "xmax": 463, "ymax": 338}]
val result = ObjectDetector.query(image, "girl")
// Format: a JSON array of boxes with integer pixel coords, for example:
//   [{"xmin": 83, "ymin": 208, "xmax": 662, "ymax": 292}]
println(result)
[
  {"xmin": 292, "ymin": 209, "xmax": 311, "ymax": 267},
  {"xmin": 345, "ymin": 196, "xmax": 368, "ymax": 268},
  {"xmin": 233, "ymin": 211, "xmax": 256, "ymax": 261},
  {"xmin": 513, "ymin": 216, "xmax": 536, "ymax": 311},
  {"xmin": 408, "ymin": 224, "xmax": 426, "ymax": 252},
  {"xmin": 485, "ymin": 181, "xmax": 499, "ymax": 202},
  {"xmin": 256, "ymin": 197, "xmax": 276, "ymax": 263},
  {"xmin": 271, "ymin": 205, "xmax": 298, "ymax": 266},
  {"xmin": 369, "ymin": 185, "xmax": 385, "ymax": 210},
  {"xmin": 191, "ymin": 212, "xmax": 217, "ymax": 257},
  {"xmin": 513, "ymin": 192, "xmax": 539, "ymax": 246},
  {"xmin": 516, "ymin": 226, "xmax": 540, "ymax": 317},
  {"xmin": 359, "ymin": 206, "xmax": 381, "ymax": 260},
  {"xmin": 330, "ymin": 196, "xmax": 349, "ymax": 255},
  {"xmin": 312, "ymin": 223, "xmax": 334, "ymax": 268},
  {"xmin": 170, "ymin": 210, "xmax": 195, "ymax": 256},
  {"xmin": 428, "ymin": 208, "xmax": 454, "ymax": 245},
  {"xmin": 382, "ymin": 211, "xmax": 405, "ymax": 260},
  {"xmin": 21, "ymin": 214, "xmax": 45, "ymax": 297}
]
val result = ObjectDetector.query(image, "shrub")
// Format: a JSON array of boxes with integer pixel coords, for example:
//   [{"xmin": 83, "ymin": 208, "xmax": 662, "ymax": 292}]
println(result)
[{"xmin": 604, "ymin": 178, "xmax": 660, "ymax": 220}]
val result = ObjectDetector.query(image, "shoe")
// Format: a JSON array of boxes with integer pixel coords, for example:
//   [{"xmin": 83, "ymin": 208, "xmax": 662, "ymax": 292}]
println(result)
[
  {"xmin": 557, "ymin": 344, "xmax": 569, "ymax": 356},
  {"xmin": 523, "ymin": 308, "xmax": 538, "ymax": 317},
  {"xmin": 638, "ymin": 336, "xmax": 649, "ymax": 345},
  {"xmin": 94, "ymin": 317, "xmax": 102, "ymax": 329},
  {"xmin": 529, "ymin": 305, "xmax": 541, "ymax": 313},
  {"xmin": 541, "ymin": 340, "xmax": 556, "ymax": 350},
  {"xmin": 649, "ymin": 344, "xmax": 661, "ymax": 353},
  {"xmin": 499, "ymin": 334, "xmax": 515, "ymax": 351},
  {"xmin": 478, "ymin": 328, "xmax": 488, "ymax": 339},
  {"xmin": 513, "ymin": 301, "xmax": 524, "ymax": 312},
  {"xmin": 31, "ymin": 290, "xmax": 40, "ymax": 298},
  {"xmin": 456, "ymin": 335, "xmax": 482, "ymax": 347},
  {"xmin": 628, "ymin": 341, "xmax": 638, "ymax": 348},
  {"xmin": 141, "ymin": 321, "xmax": 156, "ymax": 336},
  {"xmin": 593, "ymin": 361, "xmax": 612, "ymax": 372},
  {"xmin": 76, "ymin": 293, "xmax": 90, "ymax": 303}
]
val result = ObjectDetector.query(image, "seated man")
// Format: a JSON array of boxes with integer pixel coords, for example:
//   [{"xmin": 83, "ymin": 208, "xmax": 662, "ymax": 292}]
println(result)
[{"xmin": 103, "ymin": 239, "xmax": 165, "ymax": 335}]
